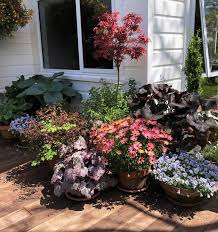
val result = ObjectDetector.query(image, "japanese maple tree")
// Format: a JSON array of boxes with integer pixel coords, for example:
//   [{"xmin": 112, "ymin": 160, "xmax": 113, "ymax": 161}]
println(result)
[{"xmin": 94, "ymin": 12, "xmax": 149, "ymax": 87}]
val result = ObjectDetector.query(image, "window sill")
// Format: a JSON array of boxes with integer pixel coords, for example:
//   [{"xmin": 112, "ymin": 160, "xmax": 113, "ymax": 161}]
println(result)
[{"xmin": 40, "ymin": 68, "xmax": 120, "ymax": 84}]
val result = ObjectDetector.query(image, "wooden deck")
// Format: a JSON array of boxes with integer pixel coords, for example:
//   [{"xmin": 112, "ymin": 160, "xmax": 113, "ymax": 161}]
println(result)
[{"xmin": 0, "ymin": 140, "xmax": 218, "ymax": 232}]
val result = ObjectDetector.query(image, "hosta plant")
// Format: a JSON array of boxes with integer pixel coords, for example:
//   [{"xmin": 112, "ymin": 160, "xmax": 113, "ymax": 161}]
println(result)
[
  {"xmin": 129, "ymin": 84, "xmax": 217, "ymax": 151},
  {"xmin": 10, "ymin": 115, "xmax": 36, "ymax": 136},
  {"xmin": 0, "ymin": 0, "xmax": 32, "ymax": 39},
  {"xmin": 23, "ymin": 105, "xmax": 87, "ymax": 166},
  {"xmin": 153, "ymin": 152, "xmax": 218, "ymax": 198},
  {"xmin": 90, "ymin": 117, "xmax": 172, "ymax": 173},
  {"xmin": 5, "ymin": 72, "xmax": 81, "ymax": 114},
  {"xmin": 51, "ymin": 136, "xmax": 117, "ymax": 199}
]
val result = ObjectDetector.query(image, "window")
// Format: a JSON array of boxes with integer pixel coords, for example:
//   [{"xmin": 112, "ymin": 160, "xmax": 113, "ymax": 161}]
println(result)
[
  {"xmin": 199, "ymin": 0, "xmax": 218, "ymax": 77},
  {"xmin": 38, "ymin": 0, "xmax": 113, "ymax": 71}
]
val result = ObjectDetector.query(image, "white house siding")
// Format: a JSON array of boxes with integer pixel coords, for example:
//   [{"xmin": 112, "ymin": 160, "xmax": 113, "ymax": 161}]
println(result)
[
  {"xmin": 0, "ymin": 0, "xmax": 40, "ymax": 92},
  {"xmin": 149, "ymin": 0, "xmax": 195, "ymax": 90},
  {"xmin": 0, "ymin": 0, "xmax": 195, "ymax": 94}
]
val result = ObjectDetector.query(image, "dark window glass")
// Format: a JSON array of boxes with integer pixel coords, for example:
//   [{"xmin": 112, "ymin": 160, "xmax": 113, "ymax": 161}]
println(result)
[
  {"xmin": 39, "ymin": 0, "xmax": 79, "ymax": 70},
  {"xmin": 80, "ymin": 0, "xmax": 113, "ymax": 69}
]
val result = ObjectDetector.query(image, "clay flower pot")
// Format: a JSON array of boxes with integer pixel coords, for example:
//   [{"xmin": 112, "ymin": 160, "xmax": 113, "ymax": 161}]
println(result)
[
  {"xmin": 118, "ymin": 169, "xmax": 149, "ymax": 193},
  {"xmin": 0, "ymin": 125, "xmax": 14, "ymax": 140},
  {"xmin": 65, "ymin": 191, "xmax": 100, "ymax": 202},
  {"xmin": 160, "ymin": 182, "xmax": 203, "ymax": 207}
]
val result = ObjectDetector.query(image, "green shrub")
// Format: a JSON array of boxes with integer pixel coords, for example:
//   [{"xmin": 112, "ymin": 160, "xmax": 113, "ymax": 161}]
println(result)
[
  {"xmin": 183, "ymin": 31, "xmax": 203, "ymax": 92},
  {"xmin": 82, "ymin": 81, "xmax": 133, "ymax": 123},
  {"xmin": 201, "ymin": 143, "xmax": 218, "ymax": 163}
]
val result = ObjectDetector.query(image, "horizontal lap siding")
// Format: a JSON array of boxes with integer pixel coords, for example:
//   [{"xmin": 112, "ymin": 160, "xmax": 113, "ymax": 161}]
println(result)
[
  {"xmin": 151, "ymin": 0, "xmax": 186, "ymax": 90},
  {"xmin": 0, "ymin": 1, "xmax": 39, "ymax": 92}
]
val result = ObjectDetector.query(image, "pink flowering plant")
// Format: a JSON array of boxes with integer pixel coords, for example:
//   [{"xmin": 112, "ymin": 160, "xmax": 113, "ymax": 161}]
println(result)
[
  {"xmin": 90, "ymin": 117, "xmax": 172, "ymax": 173},
  {"xmin": 94, "ymin": 12, "xmax": 149, "ymax": 91}
]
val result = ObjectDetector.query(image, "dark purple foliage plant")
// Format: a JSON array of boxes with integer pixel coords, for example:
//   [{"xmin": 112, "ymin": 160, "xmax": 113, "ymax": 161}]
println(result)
[
  {"xmin": 51, "ymin": 136, "xmax": 117, "ymax": 199},
  {"xmin": 129, "ymin": 84, "xmax": 218, "ymax": 151}
]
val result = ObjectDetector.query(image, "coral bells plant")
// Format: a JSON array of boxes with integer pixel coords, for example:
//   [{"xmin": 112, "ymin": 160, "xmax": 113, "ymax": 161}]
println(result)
[
  {"xmin": 153, "ymin": 152, "xmax": 218, "ymax": 198},
  {"xmin": 51, "ymin": 136, "xmax": 117, "ymax": 199},
  {"xmin": 90, "ymin": 117, "xmax": 172, "ymax": 173},
  {"xmin": 94, "ymin": 12, "xmax": 149, "ymax": 88},
  {"xmin": 23, "ymin": 105, "xmax": 87, "ymax": 166},
  {"xmin": 0, "ymin": 0, "xmax": 33, "ymax": 39}
]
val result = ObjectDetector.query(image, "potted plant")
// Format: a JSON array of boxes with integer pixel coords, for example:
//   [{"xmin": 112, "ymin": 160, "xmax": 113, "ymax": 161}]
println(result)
[
  {"xmin": 0, "ymin": 97, "xmax": 31, "ymax": 140},
  {"xmin": 90, "ymin": 117, "xmax": 172, "ymax": 193},
  {"xmin": 153, "ymin": 152, "xmax": 218, "ymax": 207},
  {"xmin": 22, "ymin": 105, "xmax": 87, "ymax": 167},
  {"xmin": 129, "ymin": 84, "xmax": 217, "ymax": 151},
  {"xmin": 51, "ymin": 136, "xmax": 117, "ymax": 201},
  {"xmin": 9, "ymin": 114, "xmax": 37, "ymax": 147}
]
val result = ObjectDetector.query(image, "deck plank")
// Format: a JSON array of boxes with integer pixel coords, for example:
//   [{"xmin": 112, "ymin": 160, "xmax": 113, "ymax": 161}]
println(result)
[{"xmin": 0, "ymin": 209, "xmax": 31, "ymax": 231}]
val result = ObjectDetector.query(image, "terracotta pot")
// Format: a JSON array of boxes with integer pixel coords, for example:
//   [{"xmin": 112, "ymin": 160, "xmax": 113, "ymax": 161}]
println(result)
[
  {"xmin": 65, "ymin": 191, "xmax": 100, "ymax": 202},
  {"xmin": 0, "ymin": 125, "xmax": 14, "ymax": 140},
  {"xmin": 160, "ymin": 182, "xmax": 203, "ymax": 207},
  {"xmin": 118, "ymin": 170, "xmax": 149, "ymax": 193}
]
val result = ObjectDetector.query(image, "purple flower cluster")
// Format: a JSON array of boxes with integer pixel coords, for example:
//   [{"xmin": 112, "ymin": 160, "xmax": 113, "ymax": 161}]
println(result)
[
  {"xmin": 9, "ymin": 115, "xmax": 36, "ymax": 136},
  {"xmin": 51, "ymin": 136, "xmax": 117, "ymax": 199},
  {"xmin": 153, "ymin": 152, "xmax": 218, "ymax": 198}
]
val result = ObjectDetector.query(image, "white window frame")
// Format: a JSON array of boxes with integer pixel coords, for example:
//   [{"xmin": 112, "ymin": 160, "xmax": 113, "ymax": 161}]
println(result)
[
  {"xmin": 35, "ymin": 0, "xmax": 117, "ymax": 82},
  {"xmin": 200, "ymin": 0, "xmax": 218, "ymax": 77}
]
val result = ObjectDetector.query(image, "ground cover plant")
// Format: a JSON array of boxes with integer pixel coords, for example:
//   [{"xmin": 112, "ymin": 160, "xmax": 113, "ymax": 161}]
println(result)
[
  {"xmin": 0, "ymin": 0, "xmax": 32, "ymax": 39},
  {"xmin": 52, "ymin": 136, "xmax": 117, "ymax": 199},
  {"xmin": 129, "ymin": 84, "xmax": 217, "ymax": 151},
  {"xmin": 23, "ymin": 105, "xmax": 87, "ymax": 166},
  {"xmin": 90, "ymin": 117, "xmax": 172, "ymax": 173},
  {"xmin": 153, "ymin": 152, "xmax": 218, "ymax": 198}
]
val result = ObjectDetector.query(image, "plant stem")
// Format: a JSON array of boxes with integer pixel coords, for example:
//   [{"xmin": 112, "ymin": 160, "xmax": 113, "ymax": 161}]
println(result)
[{"xmin": 116, "ymin": 65, "xmax": 120, "ymax": 101}]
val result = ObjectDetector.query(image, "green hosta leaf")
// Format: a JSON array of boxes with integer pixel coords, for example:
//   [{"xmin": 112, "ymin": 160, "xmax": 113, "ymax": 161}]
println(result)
[
  {"xmin": 43, "ymin": 92, "xmax": 63, "ymax": 104},
  {"xmin": 48, "ymin": 81, "xmax": 63, "ymax": 92},
  {"xmin": 52, "ymin": 72, "xmax": 64, "ymax": 78},
  {"xmin": 17, "ymin": 78, "xmax": 35, "ymax": 89},
  {"xmin": 25, "ymin": 83, "xmax": 48, "ymax": 96},
  {"xmin": 62, "ymin": 87, "xmax": 77, "ymax": 97}
]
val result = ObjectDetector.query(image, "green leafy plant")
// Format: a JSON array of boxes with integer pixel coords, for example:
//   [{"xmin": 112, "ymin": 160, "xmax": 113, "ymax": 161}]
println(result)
[
  {"xmin": 201, "ymin": 143, "xmax": 218, "ymax": 164},
  {"xmin": 183, "ymin": 31, "xmax": 204, "ymax": 92},
  {"xmin": 0, "ymin": 97, "xmax": 31, "ymax": 125},
  {"xmin": 83, "ymin": 81, "xmax": 130, "ymax": 123},
  {"xmin": 0, "ymin": 0, "xmax": 32, "ymax": 39},
  {"xmin": 5, "ymin": 72, "xmax": 81, "ymax": 113},
  {"xmin": 23, "ymin": 105, "xmax": 87, "ymax": 166}
]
